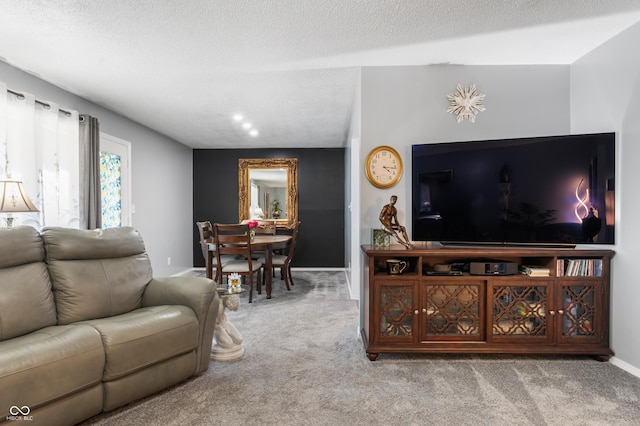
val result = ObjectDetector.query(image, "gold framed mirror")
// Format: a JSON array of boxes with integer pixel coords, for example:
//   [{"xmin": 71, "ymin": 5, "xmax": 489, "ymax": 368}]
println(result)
[{"xmin": 238, "ymin": 158, "xmax": 298, "ymax": 229}]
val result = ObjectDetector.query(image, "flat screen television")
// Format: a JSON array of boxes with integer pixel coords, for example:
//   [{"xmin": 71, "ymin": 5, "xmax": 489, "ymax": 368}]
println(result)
[{"xmin": 412, "ymin": 133, "xmax": 615, "ymax": 247}]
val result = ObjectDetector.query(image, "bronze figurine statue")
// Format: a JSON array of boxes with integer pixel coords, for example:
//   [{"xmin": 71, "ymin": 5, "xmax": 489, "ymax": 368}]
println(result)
[{"xmin": 379, "ymin": 195, "xmax": 414, "ymax": 249}]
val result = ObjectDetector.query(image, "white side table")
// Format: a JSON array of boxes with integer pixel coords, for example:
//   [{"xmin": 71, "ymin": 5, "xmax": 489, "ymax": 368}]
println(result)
[{"xmin": 210, "ymin": 288, "xmax": 246, "ymax": 361}]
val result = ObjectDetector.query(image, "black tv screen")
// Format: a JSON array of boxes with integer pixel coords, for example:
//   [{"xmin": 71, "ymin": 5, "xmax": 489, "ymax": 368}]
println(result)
[{"xmin": 412, "ymin": 133, "xmax": 615, "ymax": 246}]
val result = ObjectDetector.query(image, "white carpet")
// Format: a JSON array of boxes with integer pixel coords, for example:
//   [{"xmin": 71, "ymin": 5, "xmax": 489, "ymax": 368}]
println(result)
[{"xmin": 83, "ymin": 271, "xmax": 640, "ymax": 426}]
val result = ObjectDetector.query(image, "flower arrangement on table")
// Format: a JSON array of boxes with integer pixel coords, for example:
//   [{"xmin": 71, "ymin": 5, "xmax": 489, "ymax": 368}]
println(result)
[
  {"xmin": 272, "ymin": 200, "xmax": 281, "ymax": 218},
  {"xmin": 247, "ymin": 220, "xmax": 259, "ymax": 241}
]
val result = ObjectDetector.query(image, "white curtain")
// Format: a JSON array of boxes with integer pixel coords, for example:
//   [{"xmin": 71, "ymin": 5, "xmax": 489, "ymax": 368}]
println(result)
[{"xmin": 0, "ymin": 81, "xmax": 80, "ymax": 229}]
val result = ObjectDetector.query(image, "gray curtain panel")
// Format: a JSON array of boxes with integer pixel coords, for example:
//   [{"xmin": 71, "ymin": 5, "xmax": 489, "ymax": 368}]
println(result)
[{"xmin": 79, "ymin": 114, "xmax": 101, "ymax": 229}]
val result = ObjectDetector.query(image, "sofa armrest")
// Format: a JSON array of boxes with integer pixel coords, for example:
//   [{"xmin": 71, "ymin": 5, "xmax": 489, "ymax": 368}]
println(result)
[{"xmin": 142, "ymin": 276, "xmax": 219, "ymax": 373}]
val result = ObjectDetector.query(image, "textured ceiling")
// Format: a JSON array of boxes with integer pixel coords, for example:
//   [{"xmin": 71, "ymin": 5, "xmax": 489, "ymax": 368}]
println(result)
[{"xmin": 1, "ymin": 1, "xmax": 640, "ymax": 149}]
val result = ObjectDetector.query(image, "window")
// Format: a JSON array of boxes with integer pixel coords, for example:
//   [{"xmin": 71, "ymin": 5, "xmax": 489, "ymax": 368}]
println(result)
[{"xmin": 100, "ymin": 133, "xmax": 131, "ymax": 227}]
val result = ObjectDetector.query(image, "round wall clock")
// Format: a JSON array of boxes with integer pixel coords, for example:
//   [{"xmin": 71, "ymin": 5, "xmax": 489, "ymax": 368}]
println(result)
[{"xmin": 365, "ymin": 145, "xmax": 403, "ymax": 188}]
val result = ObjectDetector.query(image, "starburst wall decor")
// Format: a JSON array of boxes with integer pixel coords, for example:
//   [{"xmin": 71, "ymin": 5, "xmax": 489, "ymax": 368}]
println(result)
[{"xmin": 446, "ymin": 84, "xmax": 486, "ymax": 123}]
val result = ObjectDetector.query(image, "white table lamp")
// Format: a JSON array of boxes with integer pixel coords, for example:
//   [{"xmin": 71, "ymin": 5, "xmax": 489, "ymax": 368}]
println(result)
[{"xmin": 0, "ymin": 179, "xmax": 39, "ymax": 228}]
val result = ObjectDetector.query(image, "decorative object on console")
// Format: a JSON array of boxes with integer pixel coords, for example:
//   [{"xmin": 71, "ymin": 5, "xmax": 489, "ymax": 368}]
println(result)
[
  {"xmin": 386, "ymin": 259, "xmax": 407, "ymax": 275},
  {"xmin": 0, "ymin": 179, "xmax": 39, "ymax": 228},
  {"xmin": 379, "ymin": 195, "xmax": 414, "ymax": 249},
  {"xmin": 433, "ymin": 263, "xmax": 451, "ymax": 273},
  {"xmin": 446, "ymin": 83, "xmax": 486, "ymax": 123},
  {"xmin": 365, "ymin": 146, "xmax": 403, "ymax": 188},
  {"xmin": 372, "ymin": 229, "xmax": 390, "ymax": 247}
]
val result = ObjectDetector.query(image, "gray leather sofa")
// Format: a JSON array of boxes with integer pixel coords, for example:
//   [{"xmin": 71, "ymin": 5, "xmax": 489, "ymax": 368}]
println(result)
[{"xmin": 0, "ymin": 226, "xmax": 219, "ymax": 425}]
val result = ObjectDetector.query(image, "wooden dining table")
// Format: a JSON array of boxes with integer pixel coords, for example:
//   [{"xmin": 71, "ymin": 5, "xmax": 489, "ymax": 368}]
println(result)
[{"xmin": 206, "ymin": 234, "xmax": 292, "ymax": 299}]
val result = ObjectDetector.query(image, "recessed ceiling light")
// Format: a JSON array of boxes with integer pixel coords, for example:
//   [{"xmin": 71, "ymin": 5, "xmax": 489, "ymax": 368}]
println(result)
[{"xmin": 233, "ymin": 113, "xmax": 259, "ymax": 136}]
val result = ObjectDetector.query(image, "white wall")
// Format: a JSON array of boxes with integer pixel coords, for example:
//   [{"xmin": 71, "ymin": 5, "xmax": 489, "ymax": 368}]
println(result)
[
  {"xmin": 571, "ymin": 22, "xmax": 640, "ymax": 373},
  {"xmin": 356, "ymin": 65, "xmax": 570, "ymax": 299},
  {"xmin": 0, "ymin": 61, "xmax": 193, "ymax": 277},
  {"xmin": 345, "ymin": 69, "xmax": 361, "ymax": 300},
  {"xmin": 353, "ymin": 63, "xmax": 571, "ymax": 349},
  {"xmin": 353, "ymin": 57, "xmax": 640, "ymax": 373}
]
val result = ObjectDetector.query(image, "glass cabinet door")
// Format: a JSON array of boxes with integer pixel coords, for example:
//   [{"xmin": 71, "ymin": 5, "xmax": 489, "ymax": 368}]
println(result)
[
  {"xmin": 558, "ymin": 281, "xmax": 602, "ymax": 344},
  {"xmin": 490, "ymin": 282, "xmax": 553, "ymax": 344},
  {"xmin": 374, "ymin": 280, "xmax": 419, "ymax": 344},
  {"xmin": 423, "ymin": 280, "xmax": 484, "ymax": 341}
]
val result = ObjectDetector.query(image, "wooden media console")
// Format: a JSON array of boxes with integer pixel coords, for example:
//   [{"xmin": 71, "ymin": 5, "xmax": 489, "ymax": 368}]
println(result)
[{"xmin": 361, "ymin": 243, "xmax": 614, "ymax": 361}]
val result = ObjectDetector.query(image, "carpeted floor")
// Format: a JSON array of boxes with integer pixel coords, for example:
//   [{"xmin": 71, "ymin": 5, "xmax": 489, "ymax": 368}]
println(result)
[{"xmin": 83, "ymin": 271, "xmax": 640, "ymax": 426}]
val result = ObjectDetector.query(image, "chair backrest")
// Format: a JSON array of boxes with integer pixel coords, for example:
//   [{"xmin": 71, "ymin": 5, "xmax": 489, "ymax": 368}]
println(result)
[
  {"xmin": 285, "ymin": 221, "xmax": 301, "ymax": 262},
  {"xmin": 254, "ymin": 220, "xmax": 277, "ymax": 235},
  {"xmin": 196, "ymin": 221, "xmax": 213, "ymax": 263},
  {"xmin": 214, "ymin": 223, "xmax": 253, "ymax": 260}
]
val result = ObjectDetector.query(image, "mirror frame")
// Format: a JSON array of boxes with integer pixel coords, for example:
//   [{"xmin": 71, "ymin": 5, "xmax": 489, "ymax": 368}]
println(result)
[{"xmin": 238, "ymin": 158, "xmax": 298, "ymax": 229}]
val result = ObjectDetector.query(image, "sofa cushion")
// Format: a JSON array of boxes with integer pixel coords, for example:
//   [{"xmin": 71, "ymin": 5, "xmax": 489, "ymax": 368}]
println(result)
[
  {"xmin": 42, "ymin": 226, "xmax": 147, "ymax": 261},
  {"xmin": 102, "ymin": 352, "xmax": 196, "ymax": 412},
  {"xmin": 0, "ymin": 325, "xmax": 105, "ymax": 416},
  {"xmin": 0, "ymin": 263, "xmax": 57, "ymax": 341},
  {"xmin": 80, "ymin": 305, "xmax": 199, "ymax": 381},
  {"xmin": 0, "ymin": 226, "xmax": 44, "ymax": 269},
  {"xmin": 0, "ymin": 227, "xmax": 56, "ymax": 341},
  {"xmin": 41, "ymin": 227, "xmax": 153, "ymax": 324}
]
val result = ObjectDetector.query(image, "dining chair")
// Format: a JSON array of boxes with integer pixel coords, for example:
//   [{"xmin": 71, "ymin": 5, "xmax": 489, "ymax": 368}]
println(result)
[
  {"xmin": 255, "ymin": 220, "xmax": 277, "ymax": 235},
  {"xmin": 196, "ymin": 220, "xmax": 239, "ymax": 283},
  {"xmin": 214, "ymin": 223, "xmax": 262, "ymax": 303},
  {"xmin": 196, "ymin": 220, "xmax": 216, "ymax": 280},
  {"xmin": 260, "ymin": 221, "xmax": 300, "ymax": 291}
]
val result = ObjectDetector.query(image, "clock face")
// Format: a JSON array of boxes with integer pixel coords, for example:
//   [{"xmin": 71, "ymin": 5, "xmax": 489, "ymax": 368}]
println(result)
[{"xmin": 365, "ymin": 146, "xmax": 403, "ymax": 188}]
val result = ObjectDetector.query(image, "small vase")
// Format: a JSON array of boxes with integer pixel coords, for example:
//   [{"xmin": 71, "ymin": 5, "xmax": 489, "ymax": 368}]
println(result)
[{"xmin": 249, "ymin": 229, "xmax": 255, "ymax": 241}]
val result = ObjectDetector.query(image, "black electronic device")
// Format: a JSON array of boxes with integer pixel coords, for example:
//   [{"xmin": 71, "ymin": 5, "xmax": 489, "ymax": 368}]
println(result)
[
  {"xmin": 469, "ymin": 261, "xmax": 518, "ymax": 276},
  {"xmin": 411, "ymin": 132, "xmax": 615, "ymax": 247}
]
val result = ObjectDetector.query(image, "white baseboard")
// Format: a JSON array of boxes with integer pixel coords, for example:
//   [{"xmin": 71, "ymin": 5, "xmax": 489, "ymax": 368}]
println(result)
[{"xmin": 609, "ymin": 356, "xmax": 640, "ymax": 378}]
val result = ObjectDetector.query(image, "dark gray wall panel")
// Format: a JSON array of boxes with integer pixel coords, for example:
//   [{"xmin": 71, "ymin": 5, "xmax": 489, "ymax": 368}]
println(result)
[{"xmin": 193, "ymin": 148, "xmax": 345, "ymax": 268}]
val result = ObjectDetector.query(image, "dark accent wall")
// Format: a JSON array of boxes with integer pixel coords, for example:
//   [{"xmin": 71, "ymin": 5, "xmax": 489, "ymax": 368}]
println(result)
[{"xmin": 193, "ymin": 148, "xmax": 345, "ymax": 268}]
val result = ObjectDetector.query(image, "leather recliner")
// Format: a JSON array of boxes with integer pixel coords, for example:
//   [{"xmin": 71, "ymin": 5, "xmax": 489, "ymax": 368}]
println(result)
[{"xmin": 0, "ymin": 226, "xmax": 219, "ymax": 426}]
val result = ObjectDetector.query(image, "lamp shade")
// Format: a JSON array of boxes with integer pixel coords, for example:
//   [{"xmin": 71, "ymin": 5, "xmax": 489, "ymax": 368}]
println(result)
[{"xmin": 0, "ymin": 180, "xmax": 39, "ymax": 212}]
